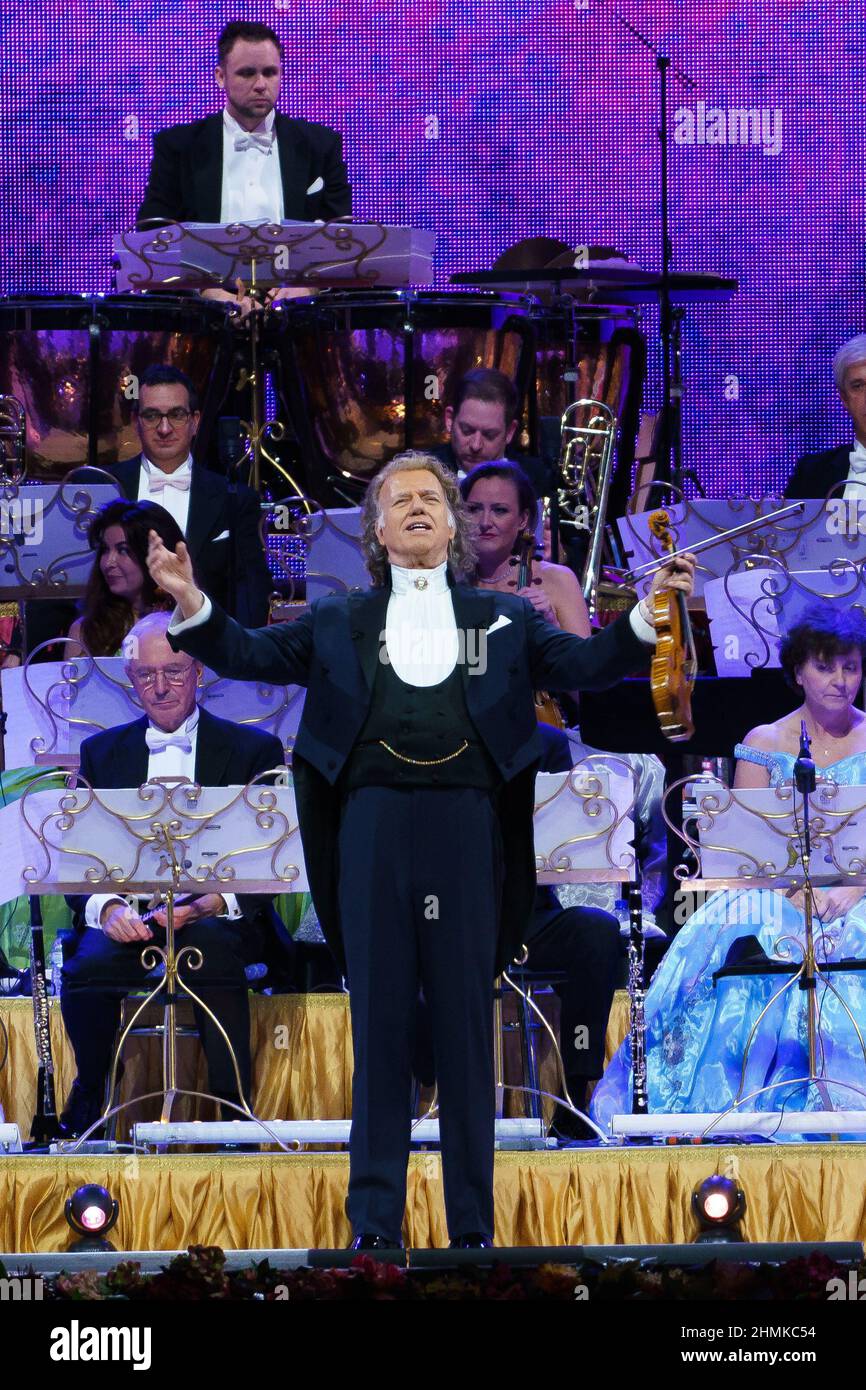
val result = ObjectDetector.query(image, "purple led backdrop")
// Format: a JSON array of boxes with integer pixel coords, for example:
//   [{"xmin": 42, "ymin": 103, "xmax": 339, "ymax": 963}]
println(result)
[{"xmin": 1, "ymin": 0, "xmax": 864, "ymax": 495}]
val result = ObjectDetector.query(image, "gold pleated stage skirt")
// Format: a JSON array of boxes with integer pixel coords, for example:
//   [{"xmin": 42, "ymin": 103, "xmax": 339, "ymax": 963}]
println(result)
[{"xmin": 3, "ymin": 995, "xmax": 866, "ymax": 1252}]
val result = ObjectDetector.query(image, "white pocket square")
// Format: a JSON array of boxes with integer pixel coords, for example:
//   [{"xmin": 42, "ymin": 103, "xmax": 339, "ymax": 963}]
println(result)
[
  {"xmin": 211, "ymin": 530, "xmax": 230, "ymax": 542},
  {"xmin": 485, "ymin": 615, "xmax": 512, "ymax": 636},
  {"xmin": 306, "ymin": 176, "xmax": 324, "ymax": 196}
]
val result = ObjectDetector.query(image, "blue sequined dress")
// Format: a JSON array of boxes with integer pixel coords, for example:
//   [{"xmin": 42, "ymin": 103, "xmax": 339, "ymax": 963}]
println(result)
[{"xmin": 591, "ymin": 746, "xmax": 866, "ymax": 1127}]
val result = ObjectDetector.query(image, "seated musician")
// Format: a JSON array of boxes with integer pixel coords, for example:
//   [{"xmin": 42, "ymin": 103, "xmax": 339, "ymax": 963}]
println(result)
[
  {"xmin": 785, "ymin": 335, "xmax": 866, "ymax": 498},
  {"xmin": 106, "ymin": 365, "xmax": 272, "ymax": 627},
  {"xmin": 136, "ymin": 22, "xmax": 351, "ymax": 229},
  {"xmin": 59, "ymin": 611, "xmax": 291, "ymax": 1138},
  {"xmin": 461, "ymin": 458, "xmax": 589, "ymax": 717},
  {"xmin": 591, "ymin": 605, "xmax": 866, "ymax": 1129},
  {"xmin": 68, "ymin": 499, "xmax": 185, "ymax": 656},
  {"xmin": 433, "ymin": 368, "xmax": 549, "ymax": 498}
]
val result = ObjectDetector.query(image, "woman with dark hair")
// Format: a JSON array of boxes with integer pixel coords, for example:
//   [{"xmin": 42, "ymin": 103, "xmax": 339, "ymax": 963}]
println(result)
[
  {"xmin": 68, "ymin": 500, "xmax": 187, "ymax": 656},
  {"xmin": 592, "ymin": 603, "xmax": 866, "ymax": 1128},
  {"xmin": 459, "ymin": 461, "xmax": 591, "ymax": 637}
]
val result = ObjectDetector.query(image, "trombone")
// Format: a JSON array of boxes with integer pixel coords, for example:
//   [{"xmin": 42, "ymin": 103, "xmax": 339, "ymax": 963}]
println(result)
[{"xmin": 554, "ymin": 397, "xmax": 618, "ymax": 620}]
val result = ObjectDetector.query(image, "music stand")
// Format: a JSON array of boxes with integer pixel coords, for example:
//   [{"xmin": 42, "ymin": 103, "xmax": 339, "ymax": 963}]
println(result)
[
  {"xmin": 0, "ymin": 771, "xmax": 305, "ymax": 1149},
  {"xmin": 509, "ymin": 764, "xmax": 638, "ymax": 1136},
  {"xmin": 673, "ymin": 772, "xmax": 866, "ymax": 1131}
]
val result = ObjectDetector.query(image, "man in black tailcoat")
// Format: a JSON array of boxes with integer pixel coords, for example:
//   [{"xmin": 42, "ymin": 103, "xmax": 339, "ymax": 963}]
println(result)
[
  {"xmin": 148, "ymin": 451, "xmax": 694, "ymax": 1248},
  {"xmin": 137, "ymin": 21, "xmax": 351, "ymax": 229},
  {"xmin": 107, "ymin": 365, "xmax": 272, "ymax": 627},
  {"xmin": 785, "ymin": 336, "xmax": 866, "ymax": 499}
]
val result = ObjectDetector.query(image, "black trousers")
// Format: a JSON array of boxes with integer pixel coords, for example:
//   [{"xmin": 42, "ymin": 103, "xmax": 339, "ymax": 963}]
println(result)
[
  {"xmin": 60, "ymin": 917, "xmax": 260, "ymax": 1105},
  {"xmin": 523, "ymin": 903, "xmax": 621, "ymax": 1082},
  {"xmin": 338, "ymin": 785, "xmax": 502, "ymax": 1243}
]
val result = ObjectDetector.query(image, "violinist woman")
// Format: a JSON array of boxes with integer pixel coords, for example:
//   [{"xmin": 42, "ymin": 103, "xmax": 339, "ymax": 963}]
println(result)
[
  {"xmin": 459, "ymin": 461, "xmax": 591, "ymax": 636},
  {"xmin": 591, "ymin": 605, "xmax": 866, "ymax": 1129},
  {"xmin": 68, "ymin": 500, "xmax": 186, "ymax": 656}
]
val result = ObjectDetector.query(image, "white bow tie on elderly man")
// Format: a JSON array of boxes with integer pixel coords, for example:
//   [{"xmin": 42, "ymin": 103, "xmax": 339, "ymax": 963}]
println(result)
[
  {"xmin": 850, "ymin": 441, "xmax": 866, "ymax": 472},
  {"xmin": 147, "ymin": 473, "xmax": 191, "ymax": 493},
  {"xmin": 145, "ymin": 727, "xmax": 193, "ymax": 754},
  {"xmin": 234, "ymin": 132, "xmax": 273, "ymax": 154}
]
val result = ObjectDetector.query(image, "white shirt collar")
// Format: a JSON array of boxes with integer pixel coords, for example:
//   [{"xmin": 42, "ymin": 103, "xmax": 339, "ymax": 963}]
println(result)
[
  {"xmin": 389, "ymin": 560, "xmax": 450, "ymax": 596},
  {"xmin": 141, "ymin": 453, "xmax": 193, "ymax": 477},
  {"xmin": 223, "ymin": 108, "xmax": 276, "ymax": 139}
]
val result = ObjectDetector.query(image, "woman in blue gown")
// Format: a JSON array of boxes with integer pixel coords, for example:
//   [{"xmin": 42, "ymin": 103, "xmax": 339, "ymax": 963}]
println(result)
[{"xmin": 591, "ymin": 606, "xmax": 866, "ymax": 1128}]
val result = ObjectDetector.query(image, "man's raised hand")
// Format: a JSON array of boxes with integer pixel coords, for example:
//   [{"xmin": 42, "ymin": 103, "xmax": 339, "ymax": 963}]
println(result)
[{"xmin": 146, "ymin": 530, "xmax": 203, "ymax": 619}]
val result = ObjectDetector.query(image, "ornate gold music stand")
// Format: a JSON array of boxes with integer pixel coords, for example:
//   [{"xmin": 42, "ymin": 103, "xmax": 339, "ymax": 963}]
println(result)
[
  {"xmin": 8, "ymin": 771, "xmax": 305, "ymax": 1153},
  {"xmin": 669, "ymin": 771, "xmax": 866, "ymax": 1137},
  {"xmin": 103, "ymin": 820, "xmax": 252, "ymax": 1131}
]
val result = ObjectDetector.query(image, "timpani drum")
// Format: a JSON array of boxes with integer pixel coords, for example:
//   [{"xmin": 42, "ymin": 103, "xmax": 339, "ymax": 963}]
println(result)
[
  {"xmin": 0, "ymin": 294, "xmax": 234, "ymax": 477},
  {"xmin": 529, "ymin": 300, "xmax": 645, "ymax": 428},
  {"xmin": 270, "ymin": 289, "xmax": 537, "ymax": 493}
]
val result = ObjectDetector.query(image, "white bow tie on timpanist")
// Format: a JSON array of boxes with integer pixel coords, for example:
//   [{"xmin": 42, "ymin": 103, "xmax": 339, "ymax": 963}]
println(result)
[
  {"xmin": 234, "ymin": 131, "xmax": 274, "ymax": 154},
  {"xmin": 147, "ymin": 472, "xmax": 191, "ymax": 493},
  {"xmin": 145, "ymin": 728, "xmax": 193, "ymax": 754}
]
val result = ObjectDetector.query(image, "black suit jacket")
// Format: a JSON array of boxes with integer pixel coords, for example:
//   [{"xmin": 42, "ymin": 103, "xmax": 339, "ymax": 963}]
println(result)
[
  {"xmin": 168, "ymin": 578, "xmax": 649, "ymax": 974},
  {"xmin": 69, "ymin": 709, "xmax": 289, "ymax": 963},
  {"xmin": 108, "ymin": 457, "xmax": 272, "ymax": 627},
  {"xmin": 784, "ymin": 444, "xmax": 852, "ymax": 499},
  {"xmin": 431, "ymin": 443, "xmax": 553, "ymax": 498},
  {"xmin": 137, "ymin": 112, "xmax": 352, "ymax": 228}
]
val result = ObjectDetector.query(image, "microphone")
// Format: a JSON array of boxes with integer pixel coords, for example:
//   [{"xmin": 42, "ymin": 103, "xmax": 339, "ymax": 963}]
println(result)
[
  {"xmin": 794, "ymin": 719, "xmax": 816, "ymax": 794},
  {"xmin": 217, "ymin": 417, "xmax": 248, "ymax": 485}
]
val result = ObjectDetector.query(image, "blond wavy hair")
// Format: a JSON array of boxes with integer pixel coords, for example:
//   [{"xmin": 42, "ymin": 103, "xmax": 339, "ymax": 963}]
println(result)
[{"xmin": 360, "ymin": 452, "xmax": 477, "ymax": 587}]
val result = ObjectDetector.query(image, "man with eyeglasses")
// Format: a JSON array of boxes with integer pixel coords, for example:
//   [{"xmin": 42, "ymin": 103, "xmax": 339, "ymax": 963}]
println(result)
[
  {"xmin": 106, "ymin": 363, "xmax": 273, "ymax": 626},
  {"xmin": 58, "ymin": 610, "xmax": 291, "ymax": 1139}
]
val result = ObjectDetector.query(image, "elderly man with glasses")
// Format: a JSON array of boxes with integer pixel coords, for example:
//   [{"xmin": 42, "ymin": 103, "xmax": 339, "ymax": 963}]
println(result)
[{"xmin": 58, "ymin": 610, "xmax": 289, "ymax": 1138}]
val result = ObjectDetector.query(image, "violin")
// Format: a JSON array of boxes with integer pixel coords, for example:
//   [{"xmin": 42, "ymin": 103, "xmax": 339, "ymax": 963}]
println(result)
[
  {"xmin": 647, "ymin": 509, "xmax": 697, "ymax": 743},
  {"xmin": 516, "ymin": 531, "xmax": 566, "ymax": 731}
]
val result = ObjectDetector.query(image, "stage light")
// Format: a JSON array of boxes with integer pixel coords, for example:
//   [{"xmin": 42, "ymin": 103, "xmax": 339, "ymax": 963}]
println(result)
[
  {"xmin": 65, "ymin": 1184, "xmax": 119, "ymax": 1251},
  {"xmin": 691, "ymin": 1175, "xmax": 746, "ymax": 1243}
]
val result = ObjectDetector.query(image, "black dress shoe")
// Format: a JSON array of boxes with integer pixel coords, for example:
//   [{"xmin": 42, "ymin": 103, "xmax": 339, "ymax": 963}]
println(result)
[
  {"xmin": 350, "ymin": 1234, "xmax": 404, "ymax": 1251},
  {"xmin": 449, "ymin": 1233, "xmax": 494, "ymax": 1249}
]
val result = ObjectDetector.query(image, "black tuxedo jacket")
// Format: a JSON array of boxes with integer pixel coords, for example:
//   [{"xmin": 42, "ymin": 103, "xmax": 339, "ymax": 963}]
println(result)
[
  {"xmin": 430, "ymin": 443, "xmax": 553, "ymax": 499},
  {"xmin": 108, "ymin": 457, "xmax": 272, "ymax": 627},
  {"xmin": 137, "ymin": 113, "xmax": 352, "ymax": 228},
  {"xmin": 69, "ymin": 708, "xmax": 290, "ymax": 962},
  {"xmin": 784, "ymin": 444, "xmax": 852, "ymax": 499},
  {"xmin": 168, "ymin": 578, "xmax": 649, "ymax": 974}
]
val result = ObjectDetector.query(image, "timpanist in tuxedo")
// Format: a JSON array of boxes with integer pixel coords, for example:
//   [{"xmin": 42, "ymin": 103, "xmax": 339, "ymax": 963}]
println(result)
[
  {"xmin": 149, "ymin": 452, "xmax": 695, "ymax": 1249},
  {"xmin": 136, "ymin": 21, "xmax": 351, "ymax": 230},
  {"xmin": 59, "ymin": 612, "xmax": 288, "ymax": 1138},
  {"xmin": 107, "ymin": 364, "xmax": 272, "ymax": 627},
  {"xmin": 785, "ymin": 335, "xmax": 866, "ymax": 499}
]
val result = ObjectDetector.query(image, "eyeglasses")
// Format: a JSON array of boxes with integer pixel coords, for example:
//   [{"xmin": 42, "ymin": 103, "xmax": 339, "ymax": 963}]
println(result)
[
  {"xmin": 138, "ymin": 407, "xmax": 192, "ymax": 425},
  {"xmin": 130, "ymin": 663, "xmax": 196, "ymax": 688}
]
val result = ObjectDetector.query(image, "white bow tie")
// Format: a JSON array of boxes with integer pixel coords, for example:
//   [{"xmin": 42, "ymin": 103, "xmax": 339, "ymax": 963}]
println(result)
[
  {"xmin": 145, "ymin": 728, "xmax": 193, "ymax": 754},
  {"xmin": 147, "ymin": 472, "xmax": 191, "ymax": 493},
  {"xmin": 234, "ymin": 132, "xmax": 273, "ymax": 154}
]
